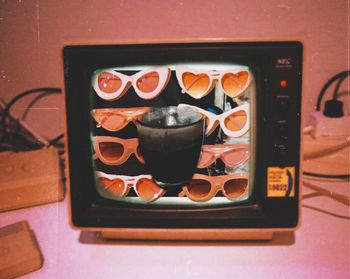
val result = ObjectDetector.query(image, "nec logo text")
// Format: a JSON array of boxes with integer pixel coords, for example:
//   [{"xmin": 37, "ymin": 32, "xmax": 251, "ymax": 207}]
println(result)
[
  {"xmin": 275, "ymin": 58, "xmax": 293, "ymax": 68},
  {"xmin": 277, "ymin": 58, "xmax": 291, "ymax": 65}
]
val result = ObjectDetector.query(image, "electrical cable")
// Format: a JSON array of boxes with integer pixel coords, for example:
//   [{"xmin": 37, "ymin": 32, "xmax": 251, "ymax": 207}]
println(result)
[
  {"xmin": 21, "ymin": 90, "xmax": 60, "ymax": 121},
  {"xmin": 303, "ymin": 138, "xmax": 350, "ymax": 159},
  {"xmin": 1, "ymin": 87, "xmax": 62, "ymax": 152},
  {"xmin": 303, "ymin": 180, "xmax": 350, "ymax": 206},
  {"xmin": 1, "ymin": 87, "xmax": 62, "ymax": 140},
  {"xmin": 303, "ymin": 172, "xmax": 350, "ymax": 180},
  {"xmin": 302, "ymin": 71, "xmax": 350, "ymax": 219},
  {"xmin": 302, "ymin": 204, "xmax": 350, "ymax": 220},
  {"xmin": 332, "ymin": 72, "xmax": 350, "ymax": 100},
  {"xmin": 302, "ymin": 179, "xmax": 350, "ymax": 219},
  {"xmin": 316, "ymin": 70, "xmax": 350, "ymax": 111},
  {"xmin": 48, "ymin": 134, "xmax": 64, "ymax": 147}
]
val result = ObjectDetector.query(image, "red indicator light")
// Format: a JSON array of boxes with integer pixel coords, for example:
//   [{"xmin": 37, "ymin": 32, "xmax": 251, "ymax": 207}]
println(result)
[{"xmin": 280, "ymin": 80, "xmax": 287, "ymax": 88}]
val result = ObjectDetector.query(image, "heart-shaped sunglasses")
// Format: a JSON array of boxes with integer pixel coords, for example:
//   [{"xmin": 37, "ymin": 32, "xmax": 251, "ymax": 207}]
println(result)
[
  {"xmin": 175, "ymin": 67, "xmax": 252, "ymax": 99},
  {"xmin": 92, "ymin": 67, "xmax": 170, "ymax": 101},
  {"xmin": 177, "ymin": 103, "xmax": 249, "ymax": 138},
  {"xmin": 96, "ymin": 171, "xmax": 165, "ymax": 202}
]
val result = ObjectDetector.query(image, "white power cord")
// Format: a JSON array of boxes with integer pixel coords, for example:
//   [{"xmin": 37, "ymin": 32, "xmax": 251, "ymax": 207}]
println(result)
[{"xmin": 303, "ymin": 180, "xmax": 350, "ymax": 206}]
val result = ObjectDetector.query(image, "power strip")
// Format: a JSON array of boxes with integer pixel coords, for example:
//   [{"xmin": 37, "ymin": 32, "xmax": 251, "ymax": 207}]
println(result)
[
  {"xmin": 307, "ymin": 111, "xmax": 350, "ymax": 139},
  {"xmin": 304, "ymin": 111, "xmax": 350, "ymax": 175},
  {"xmin": 0, "ymin": 147, "xmax": 64, "ymax": 212}
]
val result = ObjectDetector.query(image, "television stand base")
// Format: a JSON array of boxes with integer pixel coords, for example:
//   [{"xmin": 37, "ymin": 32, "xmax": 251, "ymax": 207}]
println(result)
[{"xmin": 100, "ymin": 228, "xmax": 274, "ymax": 241}]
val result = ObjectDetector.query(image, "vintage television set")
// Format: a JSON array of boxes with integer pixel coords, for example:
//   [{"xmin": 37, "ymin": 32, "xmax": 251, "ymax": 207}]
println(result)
[{"xmin": 63, "ymin": 41, "xmax": 302, "ymax": 240}]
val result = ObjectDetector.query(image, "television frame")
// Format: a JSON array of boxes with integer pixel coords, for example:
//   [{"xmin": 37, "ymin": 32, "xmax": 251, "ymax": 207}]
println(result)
[{"xmin": 63, "ymin": 40, "xmax": 303, "ymax": 240}]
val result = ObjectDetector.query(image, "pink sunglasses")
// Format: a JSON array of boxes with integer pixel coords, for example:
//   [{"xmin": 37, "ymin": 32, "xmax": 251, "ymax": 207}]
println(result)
[
  {"xmin": 198, "ymin": 144, "xmax": 249, "ymax": 168},
  {"xmin": 175, "ymin": 67, "xmax": 252, "ymax": 99},
  {"xmin": 91, "ymin": 107, "xmax": 150, "ymax": 132},
  {"xmin": 96, "ymin": 171, "xmax": 165, "ymax": 202},
  {"xmin": 92, "ymin": 136, "xmax": 144, "ymax": 165},
  {"xmin": 92, "ymin": 67, "xmax": 170, "ymax": 101},
  {"xmin": 178, "ymin": 103, "xmax": 250, "ymax": 137}
]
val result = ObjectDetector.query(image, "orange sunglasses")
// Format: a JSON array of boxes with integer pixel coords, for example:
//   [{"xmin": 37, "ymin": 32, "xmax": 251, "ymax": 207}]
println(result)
[
  {"xmin": 179, "ymin": 173, "xmax": 249, "ymax": 202},
  {"xmin": 198, "ymin": 144, "xmax": 249, "ymax": 168},
  {"xmin": 92, "ymin": 136, "xmax": 144, "ymax": 165},
  {"xmin": 96, "ymin": 171, "xmax": 165, "ymax": 202},
  {"xmin": 178, "ymin": 103, "xmax": 249, "ymax": 138},
  {"xmin": 176, "ymin": 67, "xmax": 252, "ymax": 99},
  {"xmin": 91, "ymin": 107, "xmax": 150, "ymax": 132}
]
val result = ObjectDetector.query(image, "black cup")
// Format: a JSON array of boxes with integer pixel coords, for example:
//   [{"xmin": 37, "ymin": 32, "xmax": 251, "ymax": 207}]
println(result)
[{"xmin": 136, "ymin": 106, "xmax": 205, "ymax": 188}]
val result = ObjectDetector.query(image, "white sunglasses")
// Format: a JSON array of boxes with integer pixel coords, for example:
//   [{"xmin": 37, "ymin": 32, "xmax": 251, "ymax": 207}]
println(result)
[{"xmin": 92, "ymin": 67, "xmax": 170, "ymax": 101}]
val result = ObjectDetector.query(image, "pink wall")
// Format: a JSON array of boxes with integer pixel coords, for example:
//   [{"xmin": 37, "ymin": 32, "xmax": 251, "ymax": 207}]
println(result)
[{"xmin": 0, "ymin": 0, "xmax": 348, "ymax": 139}]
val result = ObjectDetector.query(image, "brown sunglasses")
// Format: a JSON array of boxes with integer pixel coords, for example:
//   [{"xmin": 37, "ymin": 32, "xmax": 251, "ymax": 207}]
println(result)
[
  {"xmin": 92, "ymin": 136, "xmax": 144, "ymax": 165},
  {"xmin": 179, "ymin": 173, "xmax": 249, "ymax": 202}
]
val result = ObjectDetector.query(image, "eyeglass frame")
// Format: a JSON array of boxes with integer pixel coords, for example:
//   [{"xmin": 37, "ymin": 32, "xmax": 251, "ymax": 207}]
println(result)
[
  {"xmin": 92, "ymin": 136, "xmax": 144, "ymax": 165},
  {"xmin": 178, "ymin": 103, "xmax": 250, "ymax": 138},
  {"xmin": 96, "ymin": 171, "xmax": 165, "ymax": 202},
  {"xmin": 198, "ymin": 144, "xmax": 249, "ymax": 168},
  {"xmin": 175, "ymin": 66, "xmax": 252, "ymax": 99},
  {"xmin": 178, "ymin": 173, "xmax": 249, "ymax": 202},
  {"xmin": 92, "ymin": 67, "xmax": 171, "ymax": 101},
  {"xmin": 91, "ymin": 107, "xmax": 150, "ymax": 132}
]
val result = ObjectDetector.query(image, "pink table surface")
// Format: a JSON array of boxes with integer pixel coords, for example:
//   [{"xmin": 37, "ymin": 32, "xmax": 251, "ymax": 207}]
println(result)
[{"xmin": 0, "ymin": 179, "xmax": 349, "ymax": 279}]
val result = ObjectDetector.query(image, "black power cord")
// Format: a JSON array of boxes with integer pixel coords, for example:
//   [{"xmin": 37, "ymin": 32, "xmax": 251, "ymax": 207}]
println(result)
[
  {"xmin": 304, "ymin": 172, "xmax": 350, "ymax": 180},
  {"xmin": 332, "ymin": 73, "xmax": 349, "ymax": 100},
  {"xmin": 1, "ymin": 87, "xmax": 63, "ymax": 152},
  {"xmin": 316, "ymin": 70, "xmax": 350, "ymax": 117}
]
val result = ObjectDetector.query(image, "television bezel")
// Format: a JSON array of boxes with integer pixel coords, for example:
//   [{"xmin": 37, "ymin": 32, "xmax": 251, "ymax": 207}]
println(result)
[{"xmin": 62, "ymin": 40, "xmax": 302, "ymax": 237}]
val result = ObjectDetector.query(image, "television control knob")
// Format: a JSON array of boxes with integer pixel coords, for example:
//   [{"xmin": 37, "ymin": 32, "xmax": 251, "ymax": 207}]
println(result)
[
  {"xmin": 274, "ymin": 144, "xmax": 288, "ymax": 156},
  {"xmin": 275, "ymin": 123, "xmax": 288, "ymax": 144},
  {"xmin": 276, "ymin": 98, "xmax": 290, "ymax": 119}
]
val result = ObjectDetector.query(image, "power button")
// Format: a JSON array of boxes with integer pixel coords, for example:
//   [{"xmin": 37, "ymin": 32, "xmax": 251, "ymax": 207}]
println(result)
[{"xmin": 274, "ymin": 144, "xmax": 288, "ymax": 165}]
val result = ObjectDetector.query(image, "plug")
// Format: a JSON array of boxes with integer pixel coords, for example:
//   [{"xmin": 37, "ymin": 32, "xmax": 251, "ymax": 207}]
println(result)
[
  {"xmin": 323, "ymin": 99, "xmax": 344, "ymax": 117},
  {"xmin": 308, "ymin": 111, "xmax": 350, "ymax": 138}
]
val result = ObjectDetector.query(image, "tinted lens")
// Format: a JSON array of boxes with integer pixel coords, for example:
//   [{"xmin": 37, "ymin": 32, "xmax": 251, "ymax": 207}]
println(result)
[
  {"xmin": 99, "ymin": 142, "xmax": 124, "ymax": 161},
  {"xmin": 136, "ymin": 178, "xmax": 163, "ymax": 202},
  {"xmin": 98, "ymin": 72, "xmax": 122, "ymax": 93},
  {"xmin": 222, "ymin": 148, "xmax": 249, "ymax": 167},
  {"xmin": 100, "ymin": 114, "xmax": 127, "ymax": 131},
  {"xmin": 136, "ymin": 71, "xmax": 159, "ymax": 93},
  {"xmin": 182, "ymin": 72, "xmax": 210, "ymax": 97},
  {"xmin": 98, "ymin": 177, "xmax": 126, "ymax": 197},
  {"xmin": 221, "ymin": 71, "xmax": 249, "ymax": 97},
  {"xmin": 223, "ymin": 178, "xmax": 248, "ymax": 199},
  {"xmin": 197, "ymin": 151, "xmax": 215, "ymax": 168},
  {"xmin": 186, "ymin": 179, "xmax": 211, "ymax": 199},
  {"xmin": 224, "ymin": 110, "xmax": 247, "ymax": 131}
]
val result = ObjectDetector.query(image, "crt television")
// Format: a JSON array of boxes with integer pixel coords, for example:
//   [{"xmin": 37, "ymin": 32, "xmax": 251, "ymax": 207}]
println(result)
[{"xmin": 63, "ymin": 41, "xmax": 302, "ymax": 240}]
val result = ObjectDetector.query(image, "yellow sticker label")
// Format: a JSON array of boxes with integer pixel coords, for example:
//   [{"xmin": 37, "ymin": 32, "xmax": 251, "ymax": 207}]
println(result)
[{"xmin": 267, "ymin": 167, "xmax": 295, "ymax": 197}]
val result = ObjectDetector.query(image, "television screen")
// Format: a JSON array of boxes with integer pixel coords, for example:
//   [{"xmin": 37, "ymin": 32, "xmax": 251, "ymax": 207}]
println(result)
[{"xmin": 91, "ymin": 63, "xmax": 254, "ymax": 207}]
